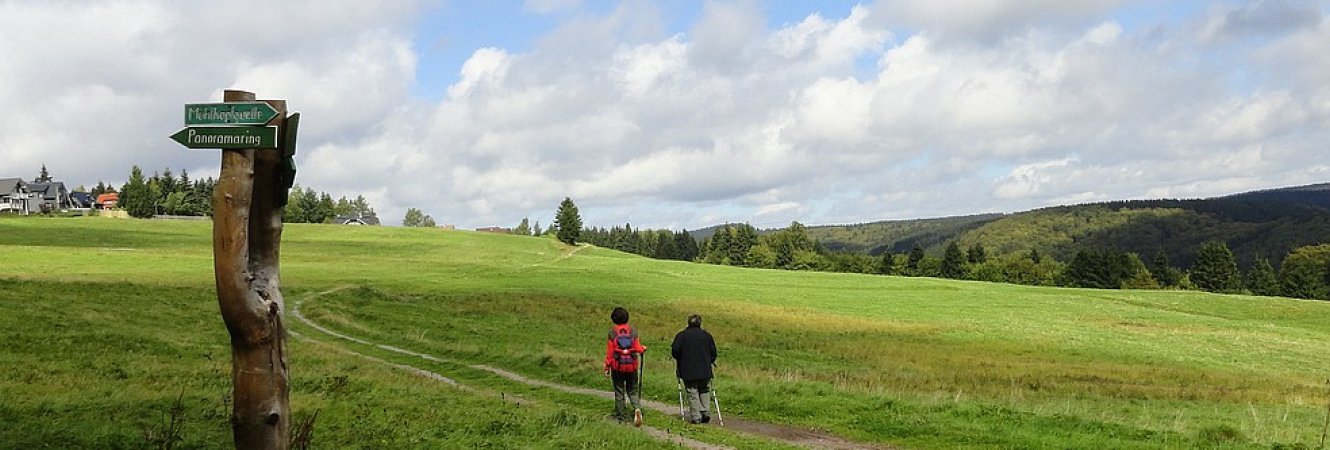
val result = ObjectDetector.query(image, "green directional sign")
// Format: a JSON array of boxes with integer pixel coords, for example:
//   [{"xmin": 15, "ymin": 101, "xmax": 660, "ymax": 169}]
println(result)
[
  {"xmin": 185, "ymin": 102, "xmax": 279, "ymax": 126},
  {"xmin": 170, "ymin": 126, "xmax": 279, "ymax": 149}
]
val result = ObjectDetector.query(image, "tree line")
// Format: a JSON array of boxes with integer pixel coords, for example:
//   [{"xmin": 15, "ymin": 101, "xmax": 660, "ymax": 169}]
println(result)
[
  {"xmin": 116, "ymin": 166, "xmax": 216, "ymax": 218},
  {"xmin": 115, "ymin": 166, "xmax": 374, "ymax": 223},
  {"xmin": 579, "ymin": 224, "xmax": 701, "ymax": 262},
  {"xmin": 281, "ymin": 185, "xmax": 375, "ymax": 224},
  {"xmin": 491, "ymin": 198, "xmax": 701, "ymax": 262},
  {"xmin": 690, "ymin": 222, "xmax": 1330, "ymax": 301}
]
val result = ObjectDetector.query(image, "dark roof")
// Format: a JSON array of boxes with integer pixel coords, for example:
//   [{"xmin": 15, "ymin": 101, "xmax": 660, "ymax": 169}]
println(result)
[
  {"xmin": 0, "ymin": 178, "xmax": 24, "ymax": 194},
  {"xmin": 69, "ymin": 192, "xmax": 93, "ymax": 207},
  {"xmin": 334, "ymin": 213, "xmax": 381, "ymax": 225},
  {"xmin": 26, "ymin": 181, "xmax": 66, "ymax": 199}
]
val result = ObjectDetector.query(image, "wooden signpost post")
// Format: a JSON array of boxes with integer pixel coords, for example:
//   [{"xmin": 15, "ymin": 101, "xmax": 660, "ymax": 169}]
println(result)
[{"xmin": 173, "ymin": 89, "xmax": 298, "ymax": 449}]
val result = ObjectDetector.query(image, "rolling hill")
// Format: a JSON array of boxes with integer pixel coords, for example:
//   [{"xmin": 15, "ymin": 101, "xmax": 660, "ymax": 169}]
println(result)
[{"xmin": 804, "ymin": 183, "xmax": 1330, "ymax": 269}]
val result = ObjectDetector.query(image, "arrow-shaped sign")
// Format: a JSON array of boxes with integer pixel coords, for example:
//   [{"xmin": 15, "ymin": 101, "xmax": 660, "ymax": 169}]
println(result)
[
  {"xmin": 185, "ymin": 102, "xmax": 279, "ymax": 126},
  {"xmin": 170, "ymin": 126, "xmax": 279, "ymax": 149}
]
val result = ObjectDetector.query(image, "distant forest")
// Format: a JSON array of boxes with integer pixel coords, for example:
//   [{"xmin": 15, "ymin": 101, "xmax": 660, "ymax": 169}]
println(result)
[
  {"xmin": 111, "ymin": 165, "xmax": 376, "ymax": 223},
  {"xmin": 609, "ymin": 183, "xmax": 1330, "ymax": 301}
]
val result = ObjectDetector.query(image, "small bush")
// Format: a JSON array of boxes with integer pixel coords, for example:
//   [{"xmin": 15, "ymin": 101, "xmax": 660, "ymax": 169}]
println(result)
[{"xmin": 1195, "ymin": 423, "xmax": 1245, "ymax": 445}]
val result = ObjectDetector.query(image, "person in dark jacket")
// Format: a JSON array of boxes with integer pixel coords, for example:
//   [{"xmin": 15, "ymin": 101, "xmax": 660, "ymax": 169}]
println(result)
[{"xmin": 671, "ymin": 314, "xmax": 717, "ymax": 424}]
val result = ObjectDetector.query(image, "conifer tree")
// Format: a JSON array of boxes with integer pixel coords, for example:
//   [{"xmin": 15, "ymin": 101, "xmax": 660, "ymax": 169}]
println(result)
[
  {"xmin": 878, "ymin": 252, "xmax": 897, "ymax": 275},
  {"xmin": 940, "ymin": 242, "xmax": 966, "ymax": 279},
  {"xmin": 654, "ymin": 229, "xmax": 677, "ymax": 259},
  {"xmin": 1245, "ymin": 257, "xmax": 1279, "ymax": 296},
  {"xmin": 317, "ymin": 194, "xmax": 336, "ymax": 223},
  {"xmin": 906, "ymin": 246, "xmax": 925, "ymax": 273},
  {"xmin": 1150, "ymin": 251, "xmax": 1182, "ymax": 287},
  {"xmin": 120, "ymin": 166, "xmax": 155, "ymax": 218},
  {"xmin": 675, "ymin": 230, "xmax": 700, "ymax": 261},
  {"xmin": 553, "ymin": 197, "xmax": 582, "ymax": 245},
  {"xmin": 1192, "ymin": 240, "xmax": 1242, "ymax": 293}
]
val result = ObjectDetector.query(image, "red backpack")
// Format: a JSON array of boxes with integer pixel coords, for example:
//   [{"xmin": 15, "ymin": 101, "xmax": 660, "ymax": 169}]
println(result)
[{"xmin": 611, "ymin": 325, "xmax": 638, "ymax": 373}]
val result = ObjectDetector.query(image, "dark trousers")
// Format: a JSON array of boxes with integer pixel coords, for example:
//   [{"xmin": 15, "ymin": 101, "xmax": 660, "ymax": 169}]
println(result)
[{"xmin": 611, "ymin": 370, "xmax": 641, "ymax": 419}]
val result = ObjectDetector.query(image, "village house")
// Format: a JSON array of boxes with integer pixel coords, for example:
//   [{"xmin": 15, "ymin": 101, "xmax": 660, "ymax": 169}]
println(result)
[
  {"xmin": 25, "ymin": 181, "xmax": 73, "ymax": 213},
  {"xmin": 96, "ymin": 192, "xmax": 119, "ymax": 209},
  {"xmin": 1, "ymin": 178, "xmax": 31, "ymax": 214},
  {"xmin": 333, "ymin": 212, "xmax": 381, "ymax": 225}
]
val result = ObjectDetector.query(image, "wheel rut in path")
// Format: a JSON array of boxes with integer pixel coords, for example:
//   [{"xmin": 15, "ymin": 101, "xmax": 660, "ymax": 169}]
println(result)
[{"xmin": 293, "ymin": 287, "xmax": 890, "ymax": 450}]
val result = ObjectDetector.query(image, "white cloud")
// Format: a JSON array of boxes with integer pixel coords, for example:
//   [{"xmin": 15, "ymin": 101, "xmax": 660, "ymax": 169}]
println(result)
[
  {"xmin": 868, "ymin": 0, "xmax": 1127, "ymax": 44},
  {"xmin": 448, "ymin": 48, "xmax": 512, "ymax": 99},
  {"xmin": 994, "ymin": 158, "xmax": 1077, "ymax": 199},
  {"xmin": 2, "ymin": 1, "xmax": 1327, "ymax": 229}
]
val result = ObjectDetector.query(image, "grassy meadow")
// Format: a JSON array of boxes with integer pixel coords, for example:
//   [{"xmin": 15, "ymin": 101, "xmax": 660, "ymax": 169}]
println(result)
[{"xmin": 2, "ymin": 216, "xmax": 1329, "ymax": 449}]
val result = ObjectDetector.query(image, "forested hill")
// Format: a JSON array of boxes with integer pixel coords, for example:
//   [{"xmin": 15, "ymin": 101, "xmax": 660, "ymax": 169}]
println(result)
[
  {"xmin": 1222, "ymin": 182, "xmax": 1330, "ymax": 209},
  {"xmin": 804, "ymin": 214, "xmax": 1005, "ymax": 254},
  {"xmin": 801, "ymin": 183, "xmax": 1330, "ymax": 269}
]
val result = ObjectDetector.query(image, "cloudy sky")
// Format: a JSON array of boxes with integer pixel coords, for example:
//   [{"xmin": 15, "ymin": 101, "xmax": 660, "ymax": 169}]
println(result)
[{"xmin": 2, "ymin": 1, "xmax": 1327, "ymax": 229}]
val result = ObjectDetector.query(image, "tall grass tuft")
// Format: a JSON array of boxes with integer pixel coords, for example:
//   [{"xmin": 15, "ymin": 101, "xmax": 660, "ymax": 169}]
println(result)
[
  {"xmin": 289, "ymin": 409, "xmax": 320, "ymax": 450},
  {"xmin": 141, "ymin": 388, "xmax": 186, "ymax": 450}
]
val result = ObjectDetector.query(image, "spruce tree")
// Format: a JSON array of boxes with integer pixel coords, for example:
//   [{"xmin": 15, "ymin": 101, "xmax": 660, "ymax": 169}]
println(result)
[
  {"xmin": 120, "ymin": 166, "xmax": 155, "ymax": 218},
  {"xmin": 1192, "ymin": 240, "xmax": 1242, "ymax": 293},
  {"xmin": 318, "ymin": 193, "xmax": 336, "ymax": 223},
  {"xmin": 1246, "ymin": 257, "xmax": 1279, "ymax": 296},
  {"xmin": 941, "ymin": 242, "xmax": 966, "ymax": 279},
  {"xmin": 878, "ymin": 252, "xmax": 896, "ymax": 275},
  {"xmin": 1150, "ymin": 251, "xmax": 1181, "ymax": 287},
  {"xmin": 906, "ymin": 246, "xmax": 925, "ymax": 273},
  {"xmin": 553, "ymin": 197, "xmax": 582, "ymax": 245},
  {"xmin": 727, "ymin": 224, "xmax": 759, "ymax": 267},
  {"xmin": 675, "ymin": 230, "xmax": 700, "ymax": 261}
]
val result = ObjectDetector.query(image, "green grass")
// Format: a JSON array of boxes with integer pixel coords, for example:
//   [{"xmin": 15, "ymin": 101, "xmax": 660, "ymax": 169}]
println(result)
[{"xmin": 3, "ymin": 216, "xmax": 1330, "ymax": 449}]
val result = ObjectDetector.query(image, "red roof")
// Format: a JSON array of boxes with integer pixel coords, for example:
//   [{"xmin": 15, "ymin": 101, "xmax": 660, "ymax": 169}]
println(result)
[{"xmin": 97, "ymin": 193, "xmax": 119, "ymax": 204}]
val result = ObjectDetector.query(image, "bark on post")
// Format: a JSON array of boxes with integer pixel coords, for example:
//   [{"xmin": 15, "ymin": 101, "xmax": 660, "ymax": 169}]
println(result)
[{"xmin": 213, "ymin": 89, "xmax": 290, "ymax": 450}]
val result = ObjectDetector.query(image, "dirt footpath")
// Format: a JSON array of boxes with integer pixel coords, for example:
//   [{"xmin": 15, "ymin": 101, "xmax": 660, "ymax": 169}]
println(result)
[{"xmin": 293, "ymin": 289, "xmax": 892, "ymax": 450}]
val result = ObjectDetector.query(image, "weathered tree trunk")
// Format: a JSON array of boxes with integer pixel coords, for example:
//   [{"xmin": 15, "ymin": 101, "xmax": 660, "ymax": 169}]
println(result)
[{"xmin": 213, "ymin": 89, "xmax": 289, "ymax": 450}]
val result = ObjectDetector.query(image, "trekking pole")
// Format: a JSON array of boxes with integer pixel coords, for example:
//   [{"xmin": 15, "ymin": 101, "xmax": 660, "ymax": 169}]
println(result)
[
  {"xmin": 711, "ymin": 382, "xmax": 724, "ymax": 427},
  {"xmin": 676, "ymin": 378, "xmax": 686, "ymax": 421}
]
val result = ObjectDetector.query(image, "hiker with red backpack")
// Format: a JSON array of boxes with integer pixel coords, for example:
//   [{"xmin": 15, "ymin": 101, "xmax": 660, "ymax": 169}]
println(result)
[{"xmin": 605, "ymin": 307, "xmax": 647, "ymax": 426}]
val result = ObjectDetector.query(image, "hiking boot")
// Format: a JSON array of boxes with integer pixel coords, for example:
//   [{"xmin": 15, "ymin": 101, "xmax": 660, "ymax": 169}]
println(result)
[
  {"xmin": 701, "ymin": 414, "xmax": 710, "ymax": 424},
  {"xmin": 633, "ymin": 409, "xmax": 643, "ymax": 427}
]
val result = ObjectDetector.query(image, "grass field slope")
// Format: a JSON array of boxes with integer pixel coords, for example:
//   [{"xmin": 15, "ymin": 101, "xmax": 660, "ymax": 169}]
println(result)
[{"xmin": 3, "ymin": 216, "xmax": 1329, "ymax": 449}]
